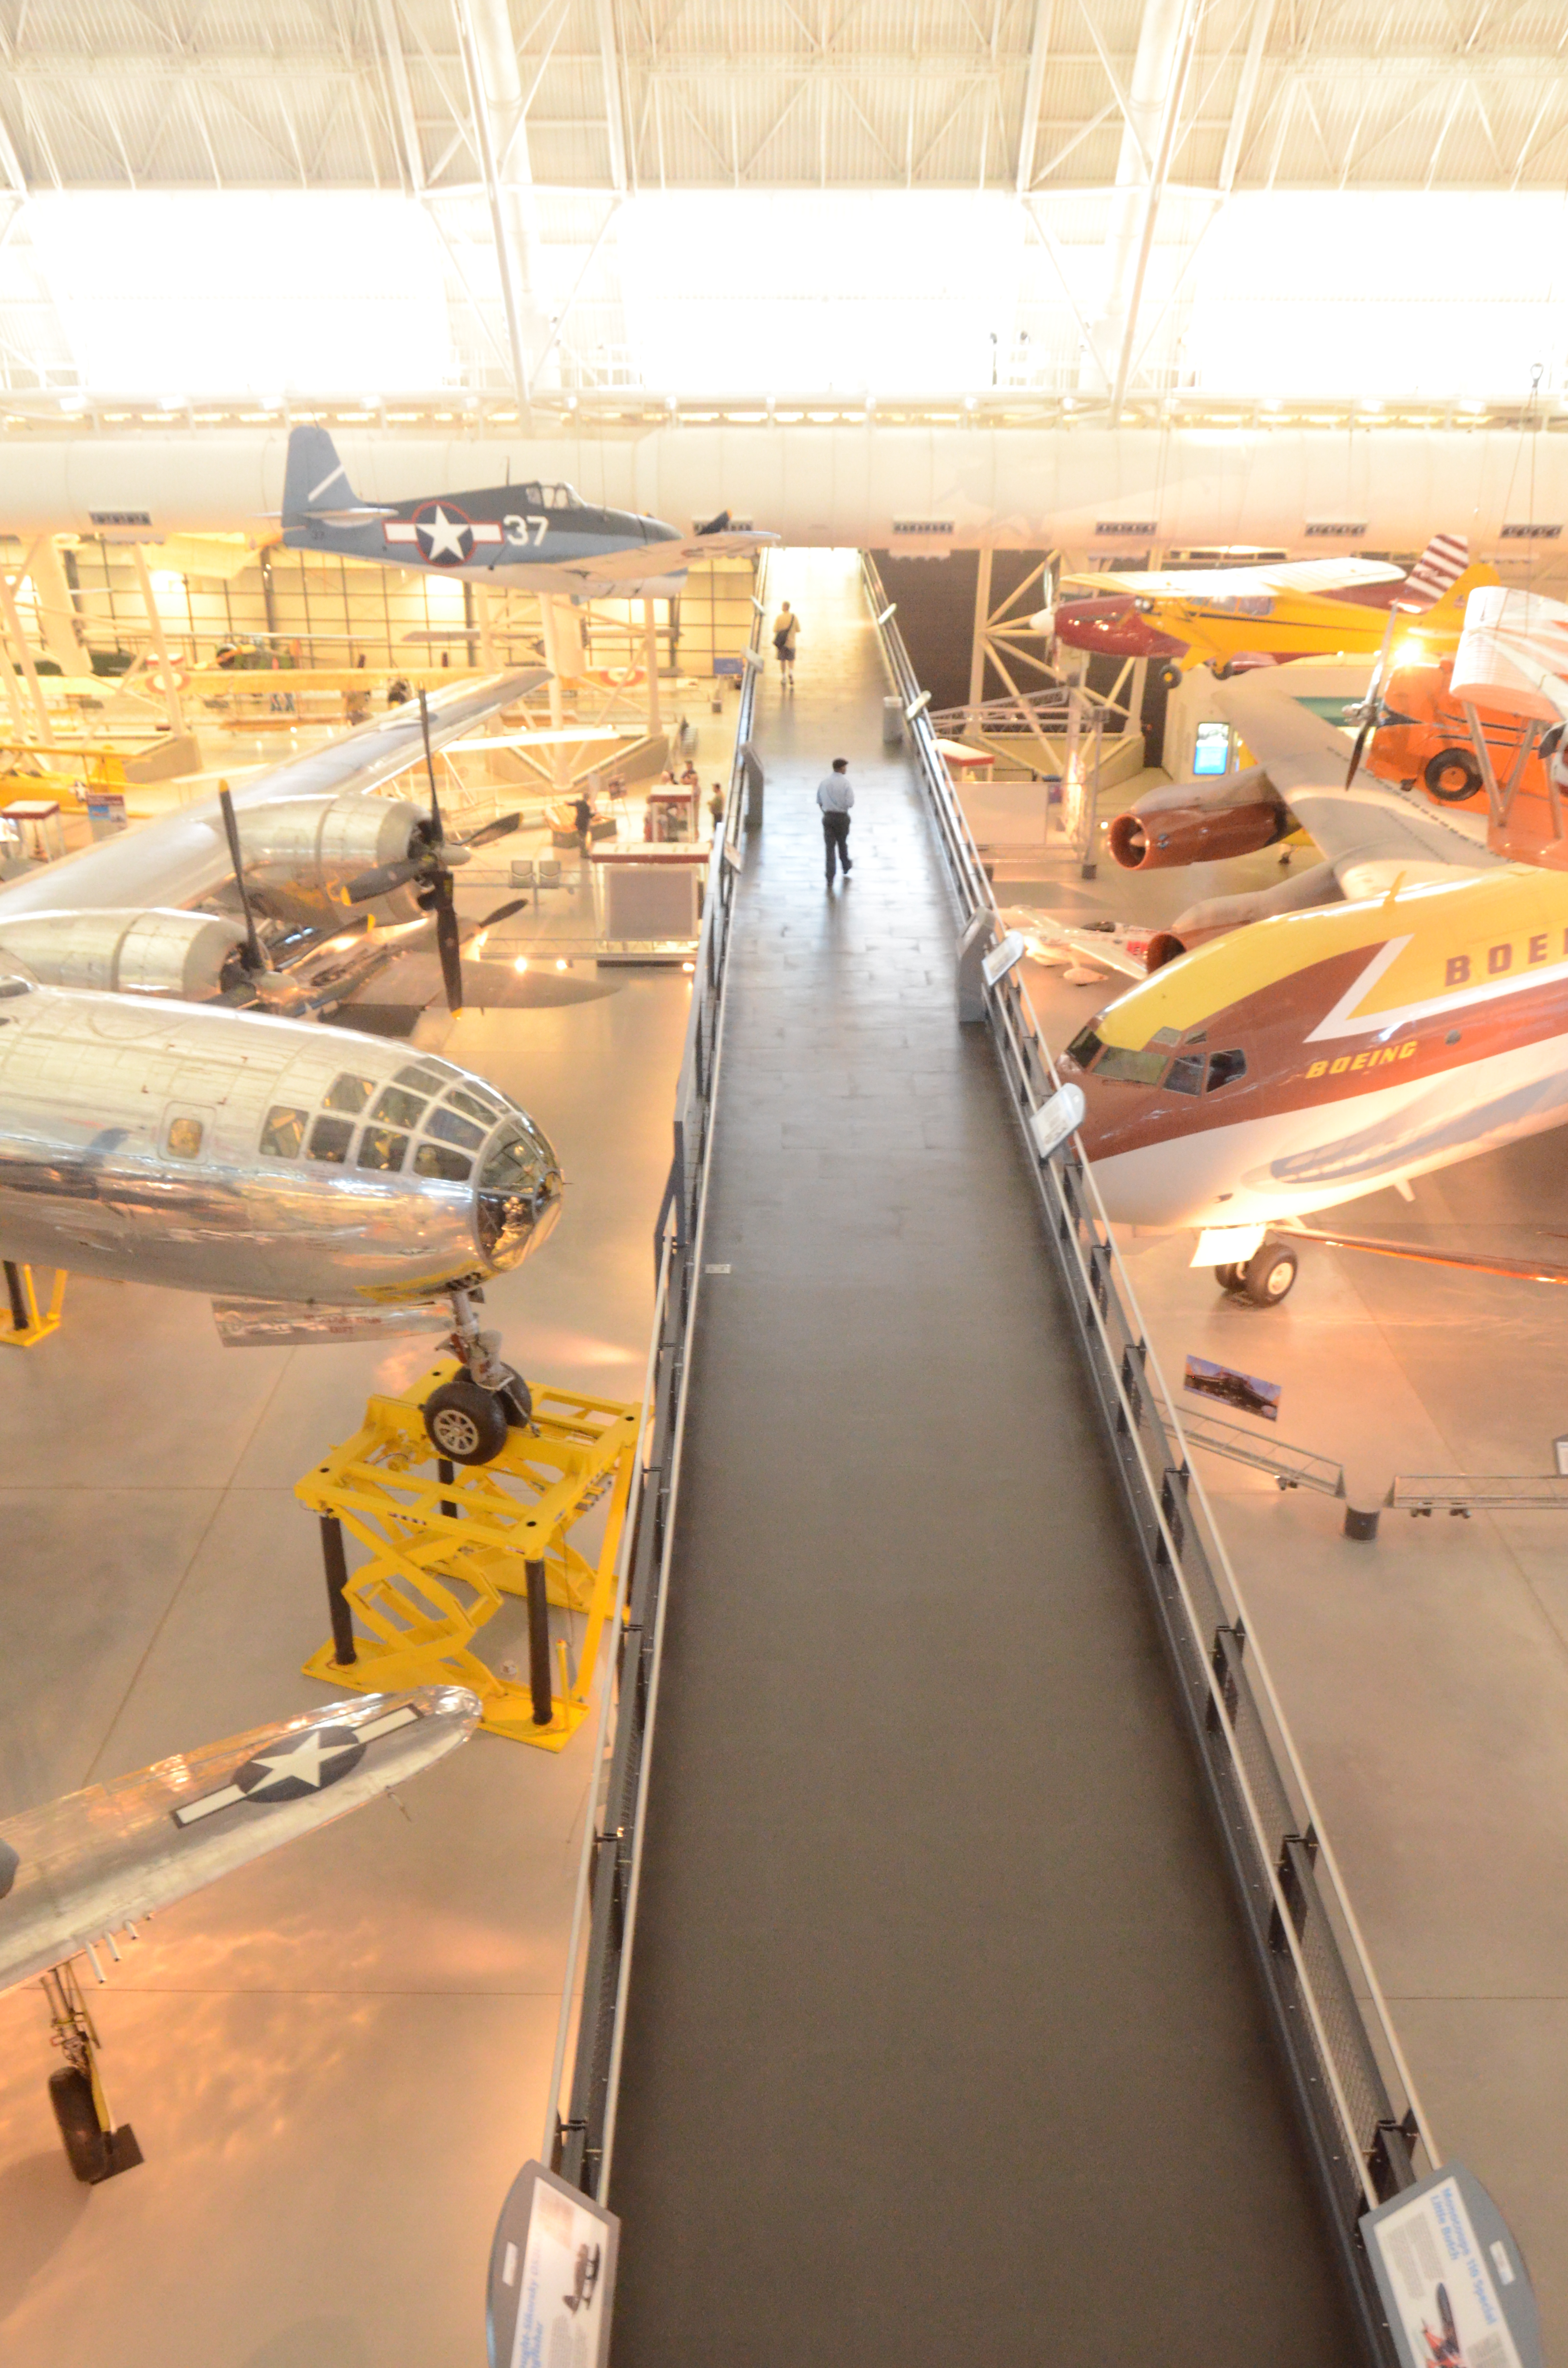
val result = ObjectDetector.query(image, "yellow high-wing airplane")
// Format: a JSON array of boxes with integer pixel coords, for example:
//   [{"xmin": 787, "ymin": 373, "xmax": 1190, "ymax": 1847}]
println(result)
[{"xmin": 1034, "ymin": 535, "xmax": 1497, "ymax": 681}]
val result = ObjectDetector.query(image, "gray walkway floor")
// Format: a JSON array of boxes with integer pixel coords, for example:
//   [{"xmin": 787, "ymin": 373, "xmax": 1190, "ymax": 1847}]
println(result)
[{"xmin": 606, "ymin": 552, "xmax": 1359, "ymax": 2366}]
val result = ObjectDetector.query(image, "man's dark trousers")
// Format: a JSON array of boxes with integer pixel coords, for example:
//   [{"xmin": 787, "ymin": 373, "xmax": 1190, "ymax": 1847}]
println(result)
[{"xmin": 822, "ymin": 812, "xmax": 852, "ymax": 881}]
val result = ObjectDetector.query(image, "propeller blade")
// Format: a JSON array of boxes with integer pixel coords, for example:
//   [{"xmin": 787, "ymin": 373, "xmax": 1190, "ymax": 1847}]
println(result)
[
  {"xmin": 474, "ymin": 896, "xmax": 529, "ymax": 931},
  {"xmin": 1344, "ymin": 723, "xmax": 1372, "ymax": 789},
  {"xmin": 216, "ymin": 781, "xmax": 266, "ymax": 975},
  {"xmin": 1343, "ymin": 605, "xmax": 1406, "ymax": 788},
  {"xmin": 418, "ymin": 686, "xmax": 445, "ymax": 848},
  {"xmin": 435, "ymin": 888, "xmax": 464, "ymax": 1012},
  {"xmin": 457, "ymin": 811, "xmax": 524, "ymax": 850},
  {"xmin": 345, "ymin": 855, "xmax": 424, "ymax": 904}
]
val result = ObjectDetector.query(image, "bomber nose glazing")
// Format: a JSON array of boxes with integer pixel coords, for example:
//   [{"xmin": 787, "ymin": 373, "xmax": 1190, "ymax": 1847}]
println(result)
[{"xmin": 474, "ymin": 1111, "xmax": 564, "ymax": 1270}]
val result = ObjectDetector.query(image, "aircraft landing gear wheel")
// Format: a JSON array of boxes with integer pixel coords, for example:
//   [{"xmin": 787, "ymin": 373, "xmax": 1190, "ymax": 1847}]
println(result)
[
  {"xmin": 49, "ymin": 2066, "xmax": 108, "ymax": 2184},
  {"xmin": 1214, "ymin": 1262, "xmax": 1247, "ymax": 1293},
  {"xmin": 1158, "ymin": 661, "xmax": 1182, "ymax": 690},
  {"xmin": 1242, "ymin": 1242, "xmax": 1298, "ymax": 1306},
  {"xmin": 423, "ymin": 1376, "xmax": 510, "ymax": 1466}
]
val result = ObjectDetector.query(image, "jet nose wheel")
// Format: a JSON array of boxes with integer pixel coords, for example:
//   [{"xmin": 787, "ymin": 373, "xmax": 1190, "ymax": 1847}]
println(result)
[{"xmin": 423, "ymin": 1376, "xmax": 511, "ymax": 1465}]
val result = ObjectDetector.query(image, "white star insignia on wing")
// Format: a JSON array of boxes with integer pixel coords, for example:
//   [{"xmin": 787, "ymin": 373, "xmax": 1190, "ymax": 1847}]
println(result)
[
  {"xmin": 422, "ymin": 506, "xmax": 469, "ymax": 562},
  {"xmin": 248, "ymin": 1732, "xmax": 357, "ymax": 1790}
]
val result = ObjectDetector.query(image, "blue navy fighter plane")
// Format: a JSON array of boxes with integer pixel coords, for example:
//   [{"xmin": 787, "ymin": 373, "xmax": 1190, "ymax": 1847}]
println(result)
[{"xmin": 281, "ymin": 424, "xmax": 775, "ymax": 598}]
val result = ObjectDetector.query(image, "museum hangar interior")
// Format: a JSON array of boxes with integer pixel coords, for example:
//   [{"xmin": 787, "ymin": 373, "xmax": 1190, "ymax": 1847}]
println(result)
[{"xmin": 1, "ymin": 6, "xmax": 1568, "ymax": 2366}]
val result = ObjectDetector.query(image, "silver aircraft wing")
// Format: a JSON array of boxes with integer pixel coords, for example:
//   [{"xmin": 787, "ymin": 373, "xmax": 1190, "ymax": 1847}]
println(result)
[
  {"xmin": 0, "ymin": 669, "xmax": 547, "ymax": 923},
  {"xmin": 1214, "ymin": 663, "xmax": 1500, "ymax": 896},
  {"xmin": 0, "ymin": 1687, "xmax": 478, "ymax": 1993}
]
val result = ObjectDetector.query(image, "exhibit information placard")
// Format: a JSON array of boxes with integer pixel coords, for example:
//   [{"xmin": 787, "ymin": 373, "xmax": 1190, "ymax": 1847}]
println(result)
[
  {"xmin": 487, "ymin": 2158, "xmax": 620, "ymax": 2368},
  {"xmin": 1361, "ymin": 2163, "xmax": 1542, "ymax": 2368}
]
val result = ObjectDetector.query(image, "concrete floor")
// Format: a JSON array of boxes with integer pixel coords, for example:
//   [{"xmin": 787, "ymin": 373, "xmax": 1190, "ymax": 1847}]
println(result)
[
  {"xmin": 0, "ymin": 971, "xmax": 689, "ymax": 2367},
  {"xmin": 1004, "ymin": 804, "xmax": 1568, "ymax": 2353}
]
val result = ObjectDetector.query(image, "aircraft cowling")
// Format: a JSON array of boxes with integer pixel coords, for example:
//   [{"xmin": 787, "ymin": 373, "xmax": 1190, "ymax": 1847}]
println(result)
[
  {"xmin": 1107, "ymin": 765, "xmax": 1289, "ymax": 870},
  {"xmin": 0, "ymin": 908, "xmax": 252, "ymax": 1000},
  {"xmin": 1144, "ymin": 861, "xmax": 1344, "ymax": 969},
  {"xmin": 235, "ymin": 795, "xmax": 429, "ymax": 917}
]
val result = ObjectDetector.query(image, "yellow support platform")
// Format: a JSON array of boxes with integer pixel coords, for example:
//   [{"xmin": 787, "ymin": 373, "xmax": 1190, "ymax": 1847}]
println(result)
[
  {"xmin": 295, "ymin": 1357, "xmax": 640, "ymax": 1751},
  {"xmin": 0, "ymin": 1261, "xmax": 67, "ymax": 1347}
]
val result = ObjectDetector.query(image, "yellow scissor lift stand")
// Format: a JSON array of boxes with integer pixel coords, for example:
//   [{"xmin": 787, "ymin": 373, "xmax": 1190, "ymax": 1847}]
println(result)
[
  {"xmin": 296, "ymin": 1357, "xmax": 641, "ymax": 1751},
  {"xmin": 0, "ymin": 1261, "xmax": 67, "ymax": 1346}
]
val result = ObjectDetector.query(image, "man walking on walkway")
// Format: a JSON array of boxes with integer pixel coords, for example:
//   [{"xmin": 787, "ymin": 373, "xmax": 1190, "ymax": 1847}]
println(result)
[
  {"xmin": 773, "ymin": 601, "xmax": 800, "ymax": 690},
  {"xmin": 817, "ymin": 758, "xmax": 854, "ymax": 886}
]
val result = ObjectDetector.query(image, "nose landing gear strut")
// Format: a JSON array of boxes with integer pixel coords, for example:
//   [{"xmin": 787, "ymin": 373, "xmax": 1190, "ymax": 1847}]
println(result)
[{"xmin": 420, "ymin": 1288, "xmax": 534, "ymax": 1466}]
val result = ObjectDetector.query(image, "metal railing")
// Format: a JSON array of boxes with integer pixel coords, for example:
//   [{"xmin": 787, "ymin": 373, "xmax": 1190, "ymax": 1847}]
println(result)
[
  {"xmin": 542, "ymin": 560, "xmax": 767, "ymax": 2202},
  {"xmin": 863, "ymin": 551, "xmax": 1431, "ymax": 2366}
]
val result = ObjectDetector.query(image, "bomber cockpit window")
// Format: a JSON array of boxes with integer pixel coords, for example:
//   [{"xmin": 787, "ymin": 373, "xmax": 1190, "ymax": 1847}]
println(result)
[
  {"xmin": 358, "ymin": 1126, "xmax": 408, "ymax": 1172},
  {"xmin": 1164, "ymin": 1054, "xmax": 1204, "ymax": 1095},
  {"xmin": 445, "ymin": 1085, "xmax": 506, "ymax": 1125},
  {"xmin": 414, "ymin": 1142, "xmax": 472, "ymax": 1182},
  {"xmin": 1065, "ymin": 1025, "xmax": 1103, "ymax": 1070},
  {"xmin": 260, "ymin": 1104, "xmax": 309, "ymax": 1158},
  {"xmin": 307, "ymin": 1116, "xmax": 355, "ymax": 1163},
  {"xmin": 1206, "ymin": 1049, "xmax": 1248, "ymax": 1092},
  {"xmin": 373, "ymin": 1085, "xmax": 429, "ymax": 1129},
  {"xmin": 395, "ymin": 1064, "xmax": 449, "ymax": 1096},
  {"xmin": 481, "ymin": 1132, "xmax": 548, "ymax": 1192},
  {"xmin": 426, "ymin": 1106, "xmax": 487, "ymax": 1152},
  {"xmin": 325, "ymin": 1073, "xmax": 376, "ymax": 1115}
]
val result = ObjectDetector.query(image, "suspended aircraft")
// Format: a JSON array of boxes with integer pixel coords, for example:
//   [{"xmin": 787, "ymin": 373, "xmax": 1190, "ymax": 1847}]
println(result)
[
  {"xmin": 279, "ymin": 425, "xmax": 778, "ymax": 597},
  {"xmin": 1356, "ymin": 586, "xmax": 1568, "ymax": 863},
  {"xmin": 0, "ymin": 673, "xmax": 566, "ymax": 1457},
  {"xmin": 1035, "ymin": 649, "xmax": 1568, "ymax": 1304},
  {"xmin": 0, "ymin": 1686, "xmax": 477, "ymax": 2182},
  {"xmin": 1031, "ymin": 535, "xmax": 1491, "ymax": 683}
]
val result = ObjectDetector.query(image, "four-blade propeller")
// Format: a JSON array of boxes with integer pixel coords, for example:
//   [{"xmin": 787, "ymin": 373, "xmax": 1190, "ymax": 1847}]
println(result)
[{"xmin": 341, "ymin": 688, "xmax": 522, "ymax": 1011}]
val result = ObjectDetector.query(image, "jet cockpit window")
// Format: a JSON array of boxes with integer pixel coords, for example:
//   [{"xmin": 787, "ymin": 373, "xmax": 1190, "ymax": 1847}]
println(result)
[
  {"xmin": 1065, "ymin": 1025, "xmax": 1104, "ymax": 1070},
  {"xmin": 1205, "ymin": 1049, "xmax": 1248, "ymax": 1091},
  {"xmin": 395, "ymin": 1064, "xmax": 449, "ymax": 1096},
  {"xmin": 307, "ymin": 1116, "xmax": 355, "ymax": 1163},
  {"xmin": 373, "ymin": 1084, "xmax": 430, "ymax": 1129},
  {"xmin": 1094, "ymin": 1046, "xmax": 1170, "ymax": 1086},
  {"xmin": 1164, "ymin": 1054, "xmax": 1204, "ymax": 1095},
  {"xmin": 166, "ymin": 1116, "xmax": 204, "ymax": 1158},
  {"xmin": 413, "ymin": 1142, "xmax": 472, "ymax": 1182},
  {"xmin": 425, "ymin": 1106, "xmax": 487, "ymax": 1153},
  {"xmin": 358, "ymin": 1126, "xmax": 408, "ymax": 1172},
  {"xmin": 325, "ymin": 1072, "xmax": 376, "ymax": 1115},
  {"xmin": 260, "ymin": 1104, "xmax": 309, "ymax": 1158}
]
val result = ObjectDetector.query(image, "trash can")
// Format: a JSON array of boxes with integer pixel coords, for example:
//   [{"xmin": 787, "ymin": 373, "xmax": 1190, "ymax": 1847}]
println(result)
[{"xmin": 882, "ymin": 696, "xmax": 904, "ymax": 747}]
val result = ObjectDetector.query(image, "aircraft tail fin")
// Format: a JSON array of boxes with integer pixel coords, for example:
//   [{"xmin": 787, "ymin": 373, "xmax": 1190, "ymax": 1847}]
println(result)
[
  {"xmin": 1422, "ymin": 558, "xmax": 1503, "ymax": 623},
  {"xmin": 281, "ymin": 425, "xmax": 391, "ymax": 532},
  {"xmin": 1401, "ymin": 533, "xmax": 1470, "ymax": 608}
]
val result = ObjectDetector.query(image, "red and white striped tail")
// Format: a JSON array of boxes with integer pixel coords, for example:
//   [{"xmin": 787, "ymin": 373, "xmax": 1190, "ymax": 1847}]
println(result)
[{"xmin": 1401, "ymin": 533, "xmax": 1470, "ymax": 608}]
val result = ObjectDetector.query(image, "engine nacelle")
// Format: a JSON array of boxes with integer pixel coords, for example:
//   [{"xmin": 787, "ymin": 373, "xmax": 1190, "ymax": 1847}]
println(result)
[
  {"xmin": 1147, "ymin": 861, "xmax": 1345, "ymax": 969},
  {"xmin": 1107, "ymin": 765, "xmax": 1289, "ymax": 870},
  {"xmin": 0, "ymin": 908, "xmax": 251, "ymax": 1000},
  {"xmin": 236, "ymin": 795, "xmax": 428, "ymax": 917}
]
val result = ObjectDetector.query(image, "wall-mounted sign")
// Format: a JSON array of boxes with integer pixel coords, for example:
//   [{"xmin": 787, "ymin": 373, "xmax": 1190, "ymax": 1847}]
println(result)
[
  {"xmin": 487, "ymin": 2160, "xmax": 620, "ymax": 2368},
  {"xmin": 1361, "ymin": 2163, "xmax": 1542, "ymax": 2368}
]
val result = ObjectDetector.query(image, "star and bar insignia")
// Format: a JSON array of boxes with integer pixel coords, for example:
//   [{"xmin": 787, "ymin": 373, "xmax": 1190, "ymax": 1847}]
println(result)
[
  {"xmin": 383, "ymin": 503, "xmax": 503, "ymax": 566},
  {"xmin": 170, "ymin": 1703, "xmax": 422, "ymax": 1827}
]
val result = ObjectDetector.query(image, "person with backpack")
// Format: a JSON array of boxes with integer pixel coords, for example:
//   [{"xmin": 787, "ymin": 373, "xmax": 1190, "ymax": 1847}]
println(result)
[{"xmin": 773, "ymin": 601, "xmax": 800, "ymax": 689}]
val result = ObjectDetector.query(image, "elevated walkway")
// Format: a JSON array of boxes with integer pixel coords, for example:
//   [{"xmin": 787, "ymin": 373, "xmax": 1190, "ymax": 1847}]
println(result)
[{"xmin": 606, "ymin": 551, "xmax": 1359, "ymax": 2365}]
